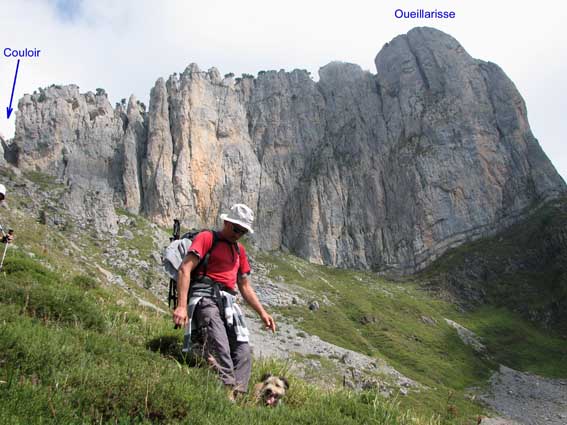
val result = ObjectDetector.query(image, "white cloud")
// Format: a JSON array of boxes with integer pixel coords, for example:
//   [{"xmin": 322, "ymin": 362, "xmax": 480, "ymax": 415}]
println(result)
[{"xmin": 0, "ymin": 0, "xmax": 565, "ymax": 181}]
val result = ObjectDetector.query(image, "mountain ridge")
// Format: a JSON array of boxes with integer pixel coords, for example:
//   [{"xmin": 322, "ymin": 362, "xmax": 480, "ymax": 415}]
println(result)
[{"xmin": 3, "ymin": 26, "xmax": 565, "ymax": 274}]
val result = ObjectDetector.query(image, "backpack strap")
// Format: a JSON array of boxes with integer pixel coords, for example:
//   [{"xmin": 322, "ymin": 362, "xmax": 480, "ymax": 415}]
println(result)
[
  {"xmin": 196, "ymin": 230, "xmax": 219, "ymax": 280},
  {"xmin": 193, "ymin": 231, "xmax": 242, "ymax": 280}
]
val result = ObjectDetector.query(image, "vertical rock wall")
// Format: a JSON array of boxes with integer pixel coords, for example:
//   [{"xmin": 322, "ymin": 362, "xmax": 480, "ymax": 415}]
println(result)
[
  {"xmin": 7, "ymin": 27, "xmax": 566, "ymax": 271},
  {"xmin": 13, "ymin": 85, "xmax": 123, "ymax": 234}
]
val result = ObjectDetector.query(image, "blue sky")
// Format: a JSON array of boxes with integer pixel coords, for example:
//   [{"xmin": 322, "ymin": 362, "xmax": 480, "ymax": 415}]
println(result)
[
  {"xmin": 48, "ymin": 0, "xmax": 83, "ymax": 21},
  {"xmin": 1, "ymin": 0, "xmax": 566, "ymax": 181}
]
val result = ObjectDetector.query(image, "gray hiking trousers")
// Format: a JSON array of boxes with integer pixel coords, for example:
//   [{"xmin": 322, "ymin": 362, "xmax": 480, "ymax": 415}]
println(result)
[{"xmin": 194, "ymin": 297, "xmax": 252, "ymax": 392}]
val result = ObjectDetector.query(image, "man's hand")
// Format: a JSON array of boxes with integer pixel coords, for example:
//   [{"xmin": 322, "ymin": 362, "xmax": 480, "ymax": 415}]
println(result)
[
  {"xmin": 238, "ymin": 275, "xmax": 276, "ymax": 332},
  {"xmin": 173, "ymin": 305, "xmax": 188, "ymax": 327},
  {"xmin": 173, "ymin": 253, "xmax": 199, "ymax": 328},
  {"xmin": 261, "ymin": 312, "xmax": 276, "ymax": 332},
  {"xmin": 2, "ymin": 230, "xmax": 13, "ymax": 244}
]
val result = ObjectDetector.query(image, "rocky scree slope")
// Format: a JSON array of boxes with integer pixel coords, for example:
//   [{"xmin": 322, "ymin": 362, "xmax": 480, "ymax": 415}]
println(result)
[{"xmin": 4, "ymin": 27, "xmax": 565, "ymax": 274}]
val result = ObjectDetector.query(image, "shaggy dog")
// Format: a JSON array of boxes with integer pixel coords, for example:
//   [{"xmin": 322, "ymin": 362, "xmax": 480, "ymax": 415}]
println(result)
[{"xmin": 253, "ymin": 373, "xmax": 289, "ymax": 407}]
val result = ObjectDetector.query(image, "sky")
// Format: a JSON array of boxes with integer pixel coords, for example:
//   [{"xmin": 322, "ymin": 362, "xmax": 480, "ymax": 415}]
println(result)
[{"xmin": 1, "ymin": 0, "xmax": 566, "ymax": 181}]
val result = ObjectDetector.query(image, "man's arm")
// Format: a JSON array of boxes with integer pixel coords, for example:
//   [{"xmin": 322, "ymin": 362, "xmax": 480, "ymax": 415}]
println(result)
[
  {"xmin": 238, "ymin": 274, "xmax": 276, "ymax": 332},
  {"xmin": 172, "ymin": 253, "xmax": 200, "ymax": 327}
]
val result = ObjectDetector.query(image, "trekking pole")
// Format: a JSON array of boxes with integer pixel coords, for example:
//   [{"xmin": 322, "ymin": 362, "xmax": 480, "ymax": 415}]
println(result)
[
  {"xmin": 0, "ymin": 241, "xmax": 8, "ymax": 271},
  {"xmin": 173, "ymin": 219, "xmax": 181, "ymax": 242}
]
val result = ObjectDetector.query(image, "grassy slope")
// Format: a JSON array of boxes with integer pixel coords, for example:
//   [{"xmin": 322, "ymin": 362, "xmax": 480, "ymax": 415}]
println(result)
[
  {"xmin": 256, "ymin": 251, "xmax": 490, "ymax": 419},
  {"xmin": 420, "ymin": 197, "xmax": 567, "ymax": 377},
  {"xmin": 0, "ymin": 172, "xmax": 442, "ymax": 425},
  {"xmin": 1, "ymin": 169, "xmax": 565, "ymax": 424},
  {"xmin": 0, "ymin": 250, "xmax": 444, "ymax": 425},
  {"xmin": 422, "ymin": 196, "xmax": 567, "ymax": 337}
]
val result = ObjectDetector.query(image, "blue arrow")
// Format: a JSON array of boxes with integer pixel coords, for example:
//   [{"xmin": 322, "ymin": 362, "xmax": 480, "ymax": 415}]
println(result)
[{"xmin": 6, "ymin": 59, "xmax": 21, "ymax": 119}]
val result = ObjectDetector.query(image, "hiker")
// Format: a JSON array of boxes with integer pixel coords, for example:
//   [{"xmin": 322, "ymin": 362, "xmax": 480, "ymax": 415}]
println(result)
[
  {"xmin": 0, "ymin": 184, "xmax": 14, "ymax": 244},
  {"xmin": 172, "ymin": 203, "xmax": 276, "ymax": 398}
]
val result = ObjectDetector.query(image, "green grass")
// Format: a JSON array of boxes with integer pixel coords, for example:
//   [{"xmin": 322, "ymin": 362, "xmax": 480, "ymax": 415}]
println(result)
[
  {"xmin": 255, "ymin": 245, "xmax": 566, "ymax": 420},
  {"xmin": 0, "ymin": 255, "xmax": 106, "ymax": 331},
  {"xmin": 257, "ymin": 251, "xmax": 489, "ymax": 420},
  {"xmin": 0, "ymin": 249, "xmax": 448, "ymax": 425},
  {"xmin": 22, "ymin": 171, "xmax": 64, "ymax": 191},
  {"xmin": 421, "ymin": 197, "xmax": 567, "ymax": 336},
  {"xmin": 115, "ymin": 208, "xmax": 159, "ymax": 261},
  {"xmin": 1, "ymin": 166, "xmax": 565, "ymax": 424},
  {"xmin": 458, "ymin": 306, "xmax": 567, "ymax": 378}
]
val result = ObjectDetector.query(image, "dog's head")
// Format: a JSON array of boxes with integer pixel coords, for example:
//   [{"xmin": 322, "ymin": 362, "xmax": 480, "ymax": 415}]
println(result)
[{"xmin": 257, "ymin": 373, "xmax": 289, "ymax": 407}]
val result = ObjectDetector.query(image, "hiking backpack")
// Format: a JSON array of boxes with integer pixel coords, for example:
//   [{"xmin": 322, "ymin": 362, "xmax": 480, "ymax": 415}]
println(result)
[{"xmin": 162, "ymin": 220, "xmax": 240, "ymax": 309}]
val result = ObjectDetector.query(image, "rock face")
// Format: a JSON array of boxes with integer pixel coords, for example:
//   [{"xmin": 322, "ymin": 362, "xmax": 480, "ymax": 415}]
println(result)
[
  {"xmin": 369, "ymin": 28, "xmax": 565, "ymax": 271},
  {"xmin": 141, "ymin": 66, "xmax": 261, "ymax": 229},
  {"xmin": 122, "ymin": 95, "xmax": 146, "ymax": 214},
  {"xmin": 6, "ymin": 27, "xmax": 566, "ymax": 271},
  {"xmin": 11, "ymin": 85, "xmax": 127, "ymax": 234}
]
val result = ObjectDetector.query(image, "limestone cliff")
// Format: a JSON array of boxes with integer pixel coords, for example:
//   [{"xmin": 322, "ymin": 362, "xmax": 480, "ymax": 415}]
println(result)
[
  {"xmin": 11, "ymin": 85, "xmax": 124, "ymax": 234},
  {"xmin": 6, "ymin": 27, "xmax": 565, "ymax": 271},
  {"xmin": 122, "ymin": 95, "xmax": 146, "ymax": 214}
]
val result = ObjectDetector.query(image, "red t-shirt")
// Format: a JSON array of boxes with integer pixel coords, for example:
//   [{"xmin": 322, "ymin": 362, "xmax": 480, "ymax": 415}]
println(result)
[{"xmin": 188, "ymin": 231, "xmax": 251, "ymax": 291}]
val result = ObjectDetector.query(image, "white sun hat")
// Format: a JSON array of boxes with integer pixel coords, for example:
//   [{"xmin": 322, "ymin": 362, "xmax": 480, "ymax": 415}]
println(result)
[
  {"xmin": 220, "ymin": 203, "xmax": 255, "ymax": 234},
  {"xmin": 0, "ymin": 184, "xmax": 6, "ymax": 198}
]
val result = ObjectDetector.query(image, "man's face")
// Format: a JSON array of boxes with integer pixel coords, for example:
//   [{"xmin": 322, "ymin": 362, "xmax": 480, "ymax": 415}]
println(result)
[{"xmin": 224, "ymin": 221, "xmax": 248, "ymax": 242}]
